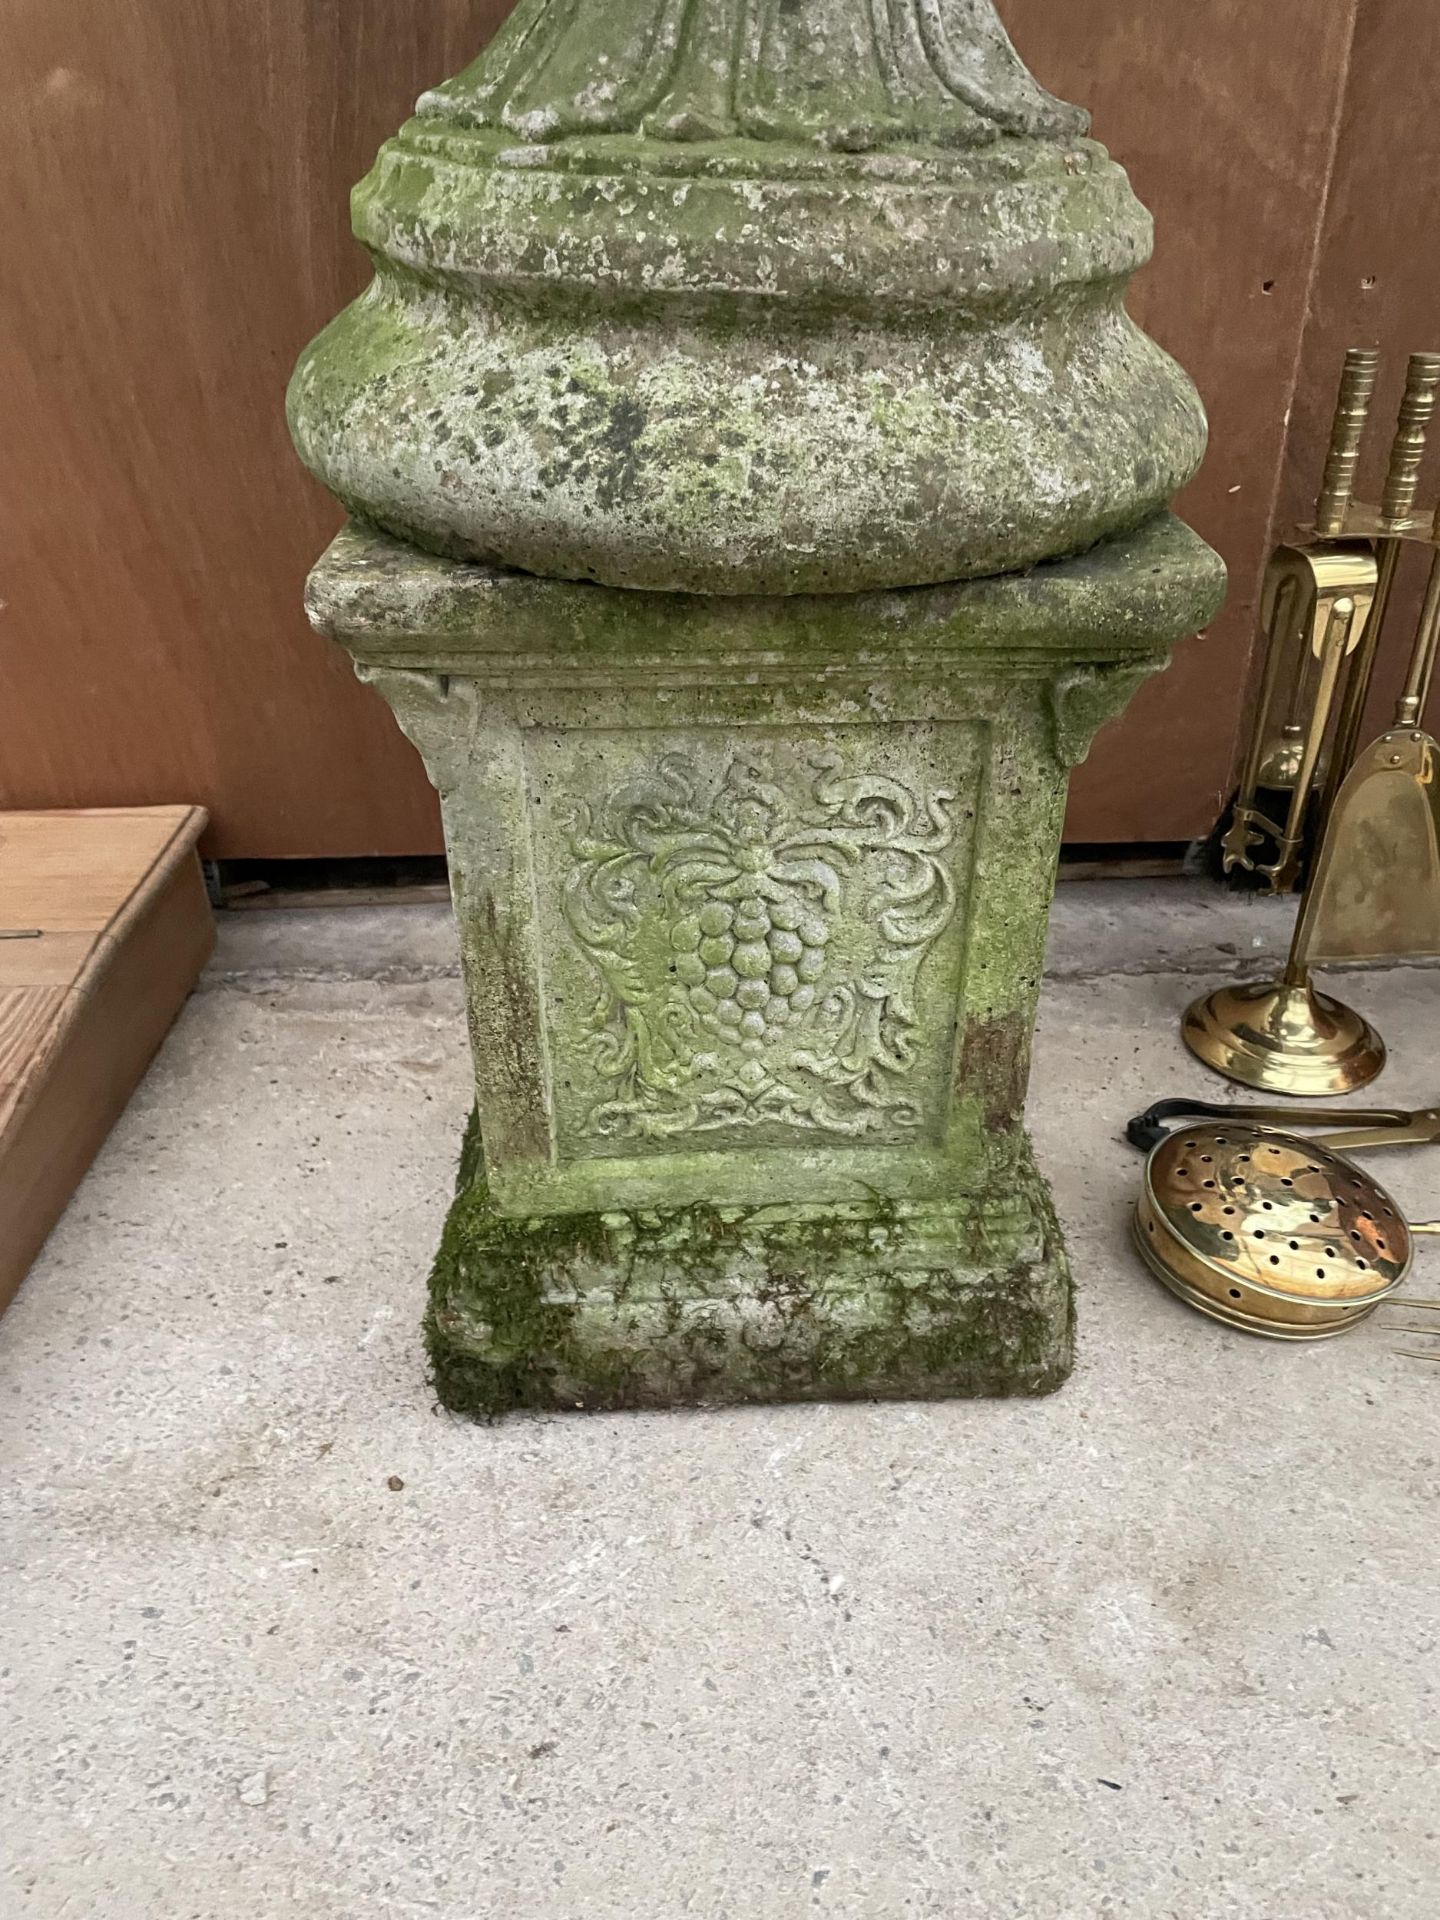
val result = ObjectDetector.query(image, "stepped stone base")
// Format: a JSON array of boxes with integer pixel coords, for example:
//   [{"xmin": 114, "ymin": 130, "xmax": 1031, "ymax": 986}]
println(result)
[{"xmin": 427, "ymin": 1117, "xmax": 1072, "ymax": 1417}]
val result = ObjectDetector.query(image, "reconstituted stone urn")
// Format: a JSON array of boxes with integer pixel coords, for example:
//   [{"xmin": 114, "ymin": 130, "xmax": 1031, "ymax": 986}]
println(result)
[{"xmin": 289, "ymin": 0, "xmax": 1226, "ymax": 1414}]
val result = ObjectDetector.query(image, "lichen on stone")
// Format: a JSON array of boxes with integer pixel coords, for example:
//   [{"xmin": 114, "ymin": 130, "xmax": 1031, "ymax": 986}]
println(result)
[
  {"xmin": 287, "ymin": 1, "xmax": 1210, "ymax": 595},
  {"xmin": 427, "ymin": 1113, "xmax": 1074, "ymax": 1417}
]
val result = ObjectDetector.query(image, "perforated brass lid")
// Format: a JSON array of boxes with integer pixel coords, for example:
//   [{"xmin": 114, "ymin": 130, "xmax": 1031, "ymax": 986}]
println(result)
[{"xmin": 1134, "ymin": 1123, "xmax": 1411, "ymax": 1338}]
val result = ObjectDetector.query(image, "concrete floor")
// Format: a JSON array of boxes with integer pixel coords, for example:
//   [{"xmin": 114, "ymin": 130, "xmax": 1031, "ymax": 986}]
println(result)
[{"xmin": 3, "ymin": 883, "xmax": 1438, "ymax": 1919}]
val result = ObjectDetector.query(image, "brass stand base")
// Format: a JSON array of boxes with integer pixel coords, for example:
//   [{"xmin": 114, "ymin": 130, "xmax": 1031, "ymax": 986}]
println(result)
[{"xmin": 1181, "ymin": 977, "xmax": 1386, "ymax": 1095}]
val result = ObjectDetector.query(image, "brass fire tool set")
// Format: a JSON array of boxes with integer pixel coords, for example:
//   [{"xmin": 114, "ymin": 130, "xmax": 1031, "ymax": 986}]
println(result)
[
  {"xmin": 1185, "ymin": 348, "xmax": 1440, "ymax": 1096},
  {"xmin": 1127, "ymin": 353, "xmax": 1440, "ymax": 1346}
]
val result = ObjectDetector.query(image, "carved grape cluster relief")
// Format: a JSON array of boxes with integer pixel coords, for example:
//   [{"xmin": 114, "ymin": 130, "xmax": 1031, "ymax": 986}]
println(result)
[{"xmin": 560, "ymin": 748, "xmax": 959, "ymax": 1142}]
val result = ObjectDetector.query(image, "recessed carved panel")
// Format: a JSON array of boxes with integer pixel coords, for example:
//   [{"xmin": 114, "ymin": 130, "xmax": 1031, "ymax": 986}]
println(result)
[{"xmin": 525, "ymin": 727, "xmax": 979, "ymax": 1159}]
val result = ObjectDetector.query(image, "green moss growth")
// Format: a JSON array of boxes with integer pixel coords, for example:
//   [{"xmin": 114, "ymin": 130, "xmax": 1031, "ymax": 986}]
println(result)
[{"xmin": 426, "ymin": 1113, "xmax": 1073, "ymax": 1419}]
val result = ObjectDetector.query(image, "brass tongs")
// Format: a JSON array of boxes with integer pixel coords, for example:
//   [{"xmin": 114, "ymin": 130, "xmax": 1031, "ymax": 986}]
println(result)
[
  {"xmin": 1125, "ymin": 1096, "xmax": 1440, "ymax": 1154},
  {"xmin": 1388, "ymin": 1295, "xmax": 1440, "ymax": 1365}
]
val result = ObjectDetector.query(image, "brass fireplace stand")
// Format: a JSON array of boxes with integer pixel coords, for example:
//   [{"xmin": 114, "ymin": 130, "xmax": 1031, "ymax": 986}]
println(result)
[{"xmin": 1186, "ymin": 349, "xmax": 1440, "ymax": 1094}]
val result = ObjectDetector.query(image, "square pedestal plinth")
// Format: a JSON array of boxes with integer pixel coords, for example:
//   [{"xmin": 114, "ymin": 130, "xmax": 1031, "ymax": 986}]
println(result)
[{"xmin": 307, "ymin": 513, "xmax": 1225, "ymax": 1416}]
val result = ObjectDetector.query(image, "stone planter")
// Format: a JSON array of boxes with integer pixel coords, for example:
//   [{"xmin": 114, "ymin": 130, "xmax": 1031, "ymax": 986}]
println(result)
[{"xmin": 290, "ymin": 0, "xmax": 1226, "ymax": 1413}]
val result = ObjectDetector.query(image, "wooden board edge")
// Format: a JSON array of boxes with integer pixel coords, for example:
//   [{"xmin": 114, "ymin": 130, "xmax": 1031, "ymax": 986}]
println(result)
[
  {"xmin": 0, "ymin": 807, "xmax": 209, "ymax": 1148},
  {"xmin": 0, "ymin": 845, "xmax": 215, "ymax": 1315}
]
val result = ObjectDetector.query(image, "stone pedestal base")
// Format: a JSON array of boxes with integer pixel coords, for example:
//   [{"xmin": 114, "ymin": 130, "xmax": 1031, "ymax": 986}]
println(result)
[
  {"xmin": 307, "ymin": 514, "xmax": 1224, "ymax": 1418},
  {"xmin": 428, "ymin": 1116, "xmax": 1071, "ymax": 1415}
]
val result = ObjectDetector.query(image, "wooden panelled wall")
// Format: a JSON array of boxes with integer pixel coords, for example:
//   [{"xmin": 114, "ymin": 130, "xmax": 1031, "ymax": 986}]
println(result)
[{"xmin": 3, "ymin": 2, "xmax": 1433, "ymax": 856}]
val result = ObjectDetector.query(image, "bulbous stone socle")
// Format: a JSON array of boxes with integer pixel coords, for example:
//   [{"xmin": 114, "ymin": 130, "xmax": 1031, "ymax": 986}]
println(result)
[{"xmin": 288, "ymin": 0, "xmax": 1209, "ymax": 595}]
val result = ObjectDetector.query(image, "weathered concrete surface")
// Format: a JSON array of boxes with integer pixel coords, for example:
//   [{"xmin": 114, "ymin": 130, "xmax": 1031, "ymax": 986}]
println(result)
[{"xmin": 2, "ymin": 891, "xmax": 1438, "ymax": 1916}]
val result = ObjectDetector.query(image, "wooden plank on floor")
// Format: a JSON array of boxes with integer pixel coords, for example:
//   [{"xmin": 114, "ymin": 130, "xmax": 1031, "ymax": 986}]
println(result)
[
  {"xmin": 0, "ymin": 806, "xmax": 215, "ymax": 1314},
  {"xmin": 0, "ymin": 988, "xmax": 68, "ymax": 1133}
]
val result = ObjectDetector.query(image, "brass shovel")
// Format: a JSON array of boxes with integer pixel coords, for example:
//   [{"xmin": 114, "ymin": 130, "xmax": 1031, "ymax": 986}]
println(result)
[{"xmin": 1303, "ymin": 525, "xmax": 1440, "ymax": 964}]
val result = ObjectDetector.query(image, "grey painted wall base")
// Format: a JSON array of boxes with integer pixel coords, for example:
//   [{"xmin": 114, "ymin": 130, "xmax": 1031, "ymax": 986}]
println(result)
[{"xmin": 428, "ymin": 1114, "xmax": 1071, "ymax": 1415}]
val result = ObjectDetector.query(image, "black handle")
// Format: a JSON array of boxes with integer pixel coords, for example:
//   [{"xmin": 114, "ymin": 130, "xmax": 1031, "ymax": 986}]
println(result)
[
  {"xmin": 1124, "ymin": 1098, "xmax": 1241, "ymax": 1153},
  {"xmin": 1123, "ymin": 1095, "xmax": 1412, "ymax": 1154}
]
